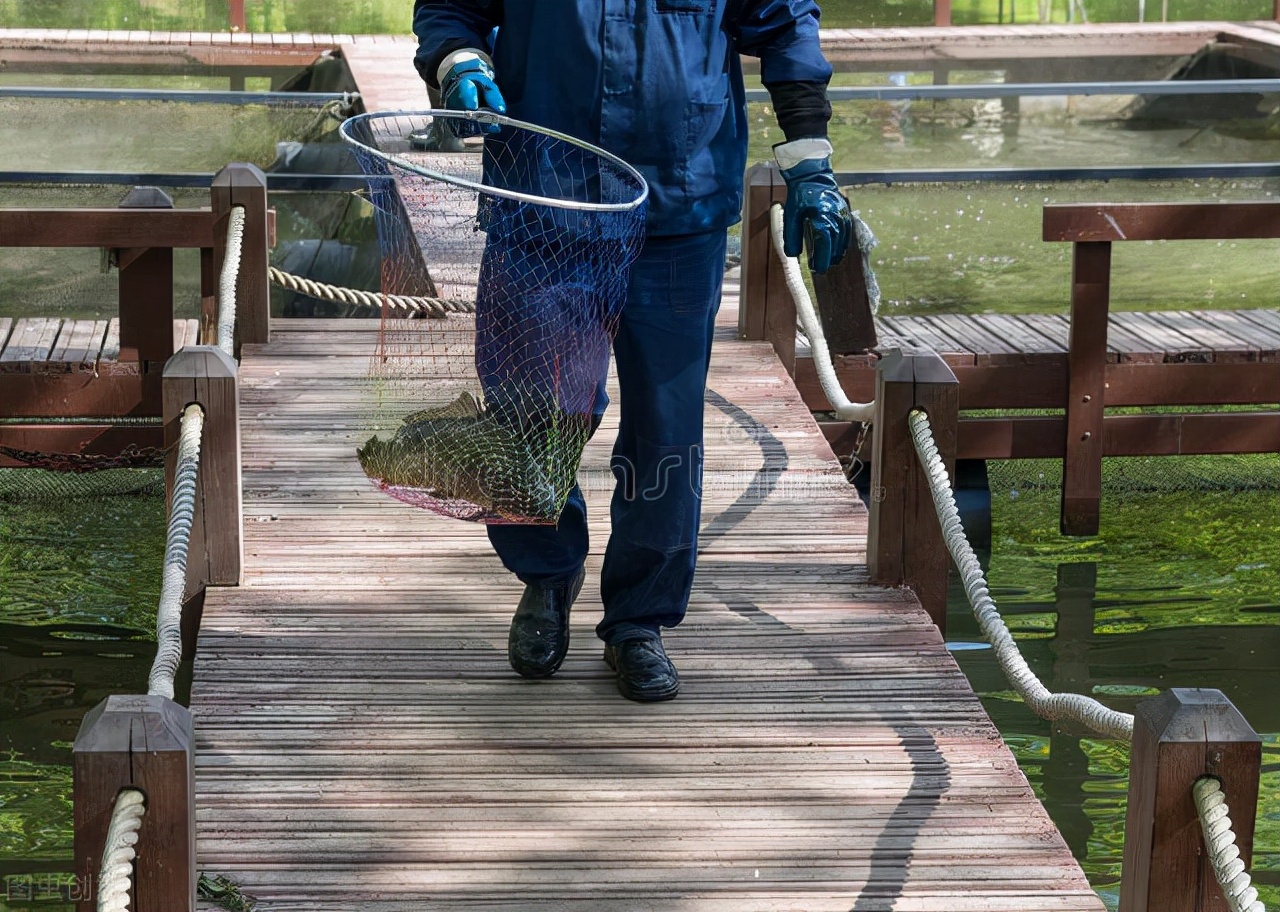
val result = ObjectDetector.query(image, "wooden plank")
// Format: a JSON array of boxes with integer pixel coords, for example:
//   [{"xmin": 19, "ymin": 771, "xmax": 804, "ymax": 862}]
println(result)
[
  {"xmin": 1044, "ymin": 201, "xmax": 1280, "ymax": 242},
  {"xmin": 49, "ymin": 319, "xmax": 108, "ymax": 366},
  {"xmin": 876, "ymin": 315, "xmax": 972, "ymax": 358},
  {"xmin": 1119, "ymin": 311, "xmax": 1215, "ymax": 358},
  {"xmin": 1101, "ymin": 312, "xmax": 1167, "ymax": 361},
  {"xmin": 0, "ymin": 317, "xmax": 63, "ymax": 366},
  {"xmin": 1144, "ymin": 310, "xmax": 1261, "ymax": 361},
  {"xmin": 978, "ymin": 313, "xmax": 1067, "ymax": 354},
  {"xmin": 0, "ymin": 209, "xmax": 214, "ymax": 248},
  {"xmin": 1213, "ymin": 309, "xmax": 1280, "ymax": 351},
  {"xmin": 924, "ymin": 313, "xmax": 1021, "ymax": 356}
]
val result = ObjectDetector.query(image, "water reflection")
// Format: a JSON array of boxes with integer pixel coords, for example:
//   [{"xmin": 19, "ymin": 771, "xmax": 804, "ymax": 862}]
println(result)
[{"xmin": 949, "ymin": 555, "xmax": 1280, "ymax": 909}]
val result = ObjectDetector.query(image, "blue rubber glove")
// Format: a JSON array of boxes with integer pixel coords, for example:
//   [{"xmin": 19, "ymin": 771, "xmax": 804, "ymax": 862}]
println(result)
[
  {"xmin": 437, "ymin": 50, "xmax": 506, "ymax": 137},
  {"xmin": 775, "ymin": 138, "xmax": 852, "ymax": 274}
]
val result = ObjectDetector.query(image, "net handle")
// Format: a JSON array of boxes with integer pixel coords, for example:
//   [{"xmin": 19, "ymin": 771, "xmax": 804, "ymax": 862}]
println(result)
[{"xmin": 339, "ymin": 110, "xmax": 650, "ymax": 214}]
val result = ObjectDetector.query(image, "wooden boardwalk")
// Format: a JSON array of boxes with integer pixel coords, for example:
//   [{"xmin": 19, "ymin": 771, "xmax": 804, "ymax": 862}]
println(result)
[{"xmin": 188, "ymin": 283, "xmax": 1104, "ymax": 911}]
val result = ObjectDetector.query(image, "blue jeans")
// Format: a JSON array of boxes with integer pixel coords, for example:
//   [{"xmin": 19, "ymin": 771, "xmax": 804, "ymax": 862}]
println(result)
[{"xmin": 487, "ymin": 229, "xmax": 727, "ymax": 645}]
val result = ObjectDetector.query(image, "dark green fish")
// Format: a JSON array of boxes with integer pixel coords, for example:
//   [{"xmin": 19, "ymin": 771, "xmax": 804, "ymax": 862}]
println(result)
[{"xmin": 357, "ymin": 391, "xmax": 562, "ymax": 523}]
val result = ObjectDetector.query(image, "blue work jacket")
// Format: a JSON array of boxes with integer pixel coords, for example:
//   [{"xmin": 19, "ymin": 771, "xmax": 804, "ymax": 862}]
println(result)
[{"xmin": 413, "ymin": 0, "xmax": 831, "ymax": 236}]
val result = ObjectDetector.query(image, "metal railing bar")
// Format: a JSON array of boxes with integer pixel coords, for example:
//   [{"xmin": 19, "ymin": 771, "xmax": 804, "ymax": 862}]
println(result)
[
  {"xmin": 835, "ymin": 162, "xmax": 1280, "ymax": 185},
  {"xmin": 746, "ymin": 78, "xmax": 1280, "ymax": 103},
  {"xmin": 1, "ymin": 85, "xmax": 356, "ymax": 105},
  {"xmin": 0, "ymin": 170, "xmax": 367, "ymax": 191}
]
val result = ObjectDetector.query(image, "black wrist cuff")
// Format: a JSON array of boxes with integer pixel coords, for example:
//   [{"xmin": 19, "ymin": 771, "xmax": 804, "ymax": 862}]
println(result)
[{"xmin": 765, "ymin": 81, "xmax": 831, "ymax": 143}]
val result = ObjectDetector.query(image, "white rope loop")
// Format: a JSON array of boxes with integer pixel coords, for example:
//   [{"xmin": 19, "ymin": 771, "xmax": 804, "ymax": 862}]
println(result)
[
  {"xmin": 147, "ymin": 403, "xmax": 205, "ymax": 700},
  {"xmin": 216, "ymin": 206, "xmax": 246, "ymax": 356},
  {"xmin": 98, "ymin": 788, "xmax": 145, "ymax": 912},
  {"xmin": 906, "ymin": 408, "xmax": 1135, "ymax": 740},
  {"xmin": 767, "ymin": 203, "xmax": 875, "ymax": 422},
  {"xmin": 1194, "ymin": 777, "xmax": 1268, "ymax": 912},
  {"xmin": 268, "ymin": 266, "xmax": 477, "ymax": 318}
]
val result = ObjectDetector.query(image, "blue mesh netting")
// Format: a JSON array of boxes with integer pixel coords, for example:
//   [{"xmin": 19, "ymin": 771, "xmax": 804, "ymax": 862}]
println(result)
[{"xmin": 340, "ymin": 111, "xmax": 647, "ymax": 524}]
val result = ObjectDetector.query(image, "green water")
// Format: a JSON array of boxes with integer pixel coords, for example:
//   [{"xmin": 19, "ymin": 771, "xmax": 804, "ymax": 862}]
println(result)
[{"xmin": 949, "ymin": 466, "xmax": 1280, "ymax": 909}]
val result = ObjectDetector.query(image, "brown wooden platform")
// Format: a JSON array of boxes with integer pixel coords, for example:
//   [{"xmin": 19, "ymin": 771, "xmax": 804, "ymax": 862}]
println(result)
[
  {"xmin": 803, "ymin": 307, "xmax": 1280, "ymax": 408},
  {"xmin": 188, "ymin": 281, "xmax": 1103, "ymax": 911},
  {"xmin": 0, "ymin": 317, "xmax": 200, "ymax": 464}
]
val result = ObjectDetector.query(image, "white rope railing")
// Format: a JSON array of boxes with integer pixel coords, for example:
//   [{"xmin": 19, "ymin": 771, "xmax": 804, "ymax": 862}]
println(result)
[
  {"xmin": 147, "ymin": 403, "xmax": 204, "ymax": 700},
  {"xmin": 216, "ymin": 206, "xmax": 245, "ymax": 356},
  {"xmin": 268, "ymin": 266, "xmax": 477, "ymax": 318},
  {"xmin": 907, "ymin": 407, "xmax": 1136, "ymax": 739},
  {"xmin": 97, "ymin": 789, "xmax": 145, "ymax": 912},
  {"xmin": 1194, "ymin": 777, "xmax": 1268, "ymax": 912},
  {"xmin": 768, "ymin": 203, "xmax": 876, "ymax": 422}
]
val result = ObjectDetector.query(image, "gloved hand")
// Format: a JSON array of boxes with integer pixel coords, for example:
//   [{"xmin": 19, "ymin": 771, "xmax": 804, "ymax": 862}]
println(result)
[
  {"xmin": 437, "ymin": 50, "xmax": 506, "ymax": 137},
  {"xmin": 774, "ymin": 138, "xmax": 852, "ymax": 274}
]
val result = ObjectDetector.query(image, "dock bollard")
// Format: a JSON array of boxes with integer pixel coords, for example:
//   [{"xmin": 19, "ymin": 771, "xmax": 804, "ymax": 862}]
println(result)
[
  {"xmin": 72, "ymin": 695, "xmax": 196, "ymax": 912},
  {"xmin": 1119, "ymin": 688, "xmax": 1261, "ymax": 912}
]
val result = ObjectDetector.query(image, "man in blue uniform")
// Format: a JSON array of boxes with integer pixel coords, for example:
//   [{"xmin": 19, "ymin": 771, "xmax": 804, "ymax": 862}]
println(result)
[{"xmin": 413, "ymin": 0, "xmax": 851, "ymax": 702}]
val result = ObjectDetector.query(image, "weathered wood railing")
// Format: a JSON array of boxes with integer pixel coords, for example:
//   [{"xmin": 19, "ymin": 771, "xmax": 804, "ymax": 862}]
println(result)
[
  {"xmin": 741, "ymin": 179, "xmax": 1280, "ymax": 540},
  {"xmin": 0, "ymin": 162, "xmax": 270, "ymax": 464},
  {"xmin": 1044, "ymin": 201, "xmax": 1280, "ymax": 535},
  {"xmin": 8, "ymin": 172, "xmax": 270, "ymax": 912}
]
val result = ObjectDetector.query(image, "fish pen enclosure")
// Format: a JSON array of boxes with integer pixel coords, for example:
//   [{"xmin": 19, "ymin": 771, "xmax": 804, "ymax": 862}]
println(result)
[{"xmin": 0, "ymin": 163, "xmax": 271, "ymax": 469}]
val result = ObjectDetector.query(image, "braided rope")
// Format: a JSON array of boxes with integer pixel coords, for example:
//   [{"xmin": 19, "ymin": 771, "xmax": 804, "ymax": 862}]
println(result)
[
  {"xmin": 767, "ymin": 203, "xmax": 875, "ymax": 422},
  {"xmin": 907, "ymin": 408, "xmax": 1135, "ymax": 739},
  {"xmin": 147, "ymin": 404, "xmax": 204, "ymax": 700},
  {"xmin": 1194, "ymin": 777, "xmax": 1268, "ymax": 912},
  {"xmin": 216, "ymin": 206, "xmax": 245, "ymax": 356},
  {"xmin": 97, "ymin": 789, "xmax": 145, "ymax": 912},
  {"xmin": 268, "ymin": 266, "xmax": 477, "ymax": 318}
]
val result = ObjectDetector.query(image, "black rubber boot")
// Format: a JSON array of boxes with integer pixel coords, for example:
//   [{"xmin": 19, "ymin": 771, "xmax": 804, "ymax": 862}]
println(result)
[
  {"xmin": 603, "ymin": 635, "xmax": 681, "ymax": 702},
  {"xmin": 507, "ymin": 568, "xmax": 585, "ymax": 678}
]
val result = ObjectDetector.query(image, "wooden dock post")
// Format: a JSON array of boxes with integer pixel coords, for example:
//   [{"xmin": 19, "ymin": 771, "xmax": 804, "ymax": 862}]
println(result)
[
  {"xmin": 1119, "ymin": 688, "xmax": 1262, "ymax": 912},
  {"xmin": 115, "ymin": 186, "xmax": 175, "ymax": 400},
  {"xmin": 1062, "ymin": 239, "xmax": 1111, "ymax": 537},
  {"xmin": 739, "ymin": 163, "xmax": 795, "ymax": 375},
  {"xmin": 868, "ymin": 350, "xmax": 958, "ymax": 630},
  {"xmin": 73, "ymin": 695, "xmax": 196, "ymax": 912},
  {"xmin": 163, "ymin": 346, "xmax": 243, "ymax": 623},
  {"xmin": 211, "ymin": 163, "xmax": 271, "ymax": 354},
  {"xmin": 811, "ymin": 237, "xmax": 878, "ymax": 355}
]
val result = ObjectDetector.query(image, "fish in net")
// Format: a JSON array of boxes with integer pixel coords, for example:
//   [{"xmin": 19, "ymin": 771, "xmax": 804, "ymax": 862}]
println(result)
[{"xmin": 340, "ymin": 111, "xmax": 648, "ymax": 524}]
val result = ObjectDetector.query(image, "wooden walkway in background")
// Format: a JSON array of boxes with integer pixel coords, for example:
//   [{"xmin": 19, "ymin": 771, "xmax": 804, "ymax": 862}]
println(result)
[{"xmin": 189, "ymin": 281, "xmax": 1104, "ymax": 911}]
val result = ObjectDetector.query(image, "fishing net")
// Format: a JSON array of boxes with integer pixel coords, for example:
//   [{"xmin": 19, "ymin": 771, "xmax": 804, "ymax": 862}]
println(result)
[{"xmin": 339, "ymin": 111, "xmax": 648, "ymax": 524}]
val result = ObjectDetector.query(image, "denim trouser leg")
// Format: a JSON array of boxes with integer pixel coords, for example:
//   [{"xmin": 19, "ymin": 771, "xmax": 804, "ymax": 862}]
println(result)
[
  {"xmin": 487, "ymin": 229, "xmax": 726, "ymax": 623},
  {"xmin": 598, "ymin": 230, "xmax": 726, "ymax": 644}
]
